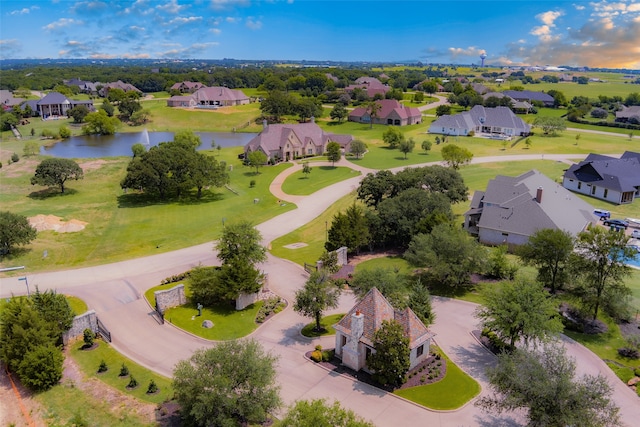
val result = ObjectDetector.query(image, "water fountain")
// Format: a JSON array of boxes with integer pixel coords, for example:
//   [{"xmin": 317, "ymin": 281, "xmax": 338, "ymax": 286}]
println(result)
[{"xmin": 140, "ymin": 128, "xmax": 150, "ymax": 147}]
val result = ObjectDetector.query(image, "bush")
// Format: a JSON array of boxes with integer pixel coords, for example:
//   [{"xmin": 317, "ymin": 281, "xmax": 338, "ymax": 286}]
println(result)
[
  {"xmin": 11, "ymin": 153, "xmax": 19, "ymax": 163},
  {"xmin": 321, "ymin": 349, "xmax": 334, "ymax": 362},
  {"xmin": 97, "ymin": 359, "xmax": 108, "ymax": 373},
  {"xmin": 467, "ymin": 130, "xmax": 475, "ymax": 137},
  {"xmin": 315, "ymin": 344, "xmax": 323, "ymax": 351},
  {"xmin": 147, "ymin": 379, "xmax": 158, "ymax": 394},
  {"xmin": 160, "ymin": 272, "xmax": 190, "ymax": 285},
  {"xmin": 127, "ymin": 375, "xmax": 138, "ymax": 389},
  {"xmin": 634, "ymin": 367, "xmax": 640, "ymax": 377},
  {"xmin": 618, "ymin": 347, "xmax": 640, "ymax": 359},
  {"xmin": 310, "ymin": 350, "xmax": 323, "ymax": 362},
  {"xmin": 16, "ymin": 344, "xmax": 64, "ymax": 391},
  {"xmin": 256, "ymin": 297, "xmax": 285, "ymax": 323},
  {"xmin": 119, "ymin": 363, "xmax": 129, "ymax": 377},
  {"xmin": 83, "ymin": 328, "xmax": 94, "ymax": 348},
  {"xmin": 590, "ymin": 108, "xmax": 608, "ymax": 119},
  {"xmin": 59, "ymin": 125, "xmax": 71, "ymax": 139}
]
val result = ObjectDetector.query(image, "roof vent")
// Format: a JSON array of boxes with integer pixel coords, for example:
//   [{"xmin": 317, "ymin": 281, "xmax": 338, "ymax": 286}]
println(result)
[{"xmin": 536, "ymin": 187, "xmax": 543, "ymax": 203}]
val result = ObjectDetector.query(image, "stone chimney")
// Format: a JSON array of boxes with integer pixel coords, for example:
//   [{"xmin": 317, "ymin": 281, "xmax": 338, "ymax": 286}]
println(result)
[
  {"xmin": 262, "ymin": 119, "xmax": 268, "ymax": 129},
  {"xmin": 536, "ymin": 187, "xmax": 543, "ymax": 203},
  {"xmin": 351, "ymin": 310, "xmax": 364, "ymax": 340}
]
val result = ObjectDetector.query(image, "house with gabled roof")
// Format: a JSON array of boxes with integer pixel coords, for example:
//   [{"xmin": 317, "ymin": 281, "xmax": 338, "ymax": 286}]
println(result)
[
  {"xmin": 244, "ymin": 120, "xmax": 353, "ymax": 162},
  {"xmin": 502, "ymin": 90, "xmax": 554, "ymax": 107},
  {"xmin": 428, "ymin": 105, "xmax": 530, "ymax": 138},
  {"xmin": 615, "ymin": 106, "xmax": 640, "ymax": 123},
  {"xmin": 1, "ymin": 90, "xmax": 25, "ymax": 110},
  {"xmin": 465, "ymin": 170, "xmax": 597, "ymax": 248},
  {"xmin": 562, "ymin": 152, "xmax": 640, "ymax": 204},
  {"xmin": 348, "ymin": 99, "xmax": 422, "ymax": 126},
  {"xmin": 166, "ymin": 86, "xmax": 249, "ymax": 108},
  {"xmin": 334, "ymin": 287, "xmax": 434, "ymax": 373},
  {"xmin": 35, "ymin": 92, "xmax": 95, "ymax": 118},
  {"xmin": 170, "ymin": 81, "xmax": 206, "ymax": 93},
  {"xmin": 99, "ymin": 80, "xmax": 142, "ymax": 97},
  {"xmin": 345, "ymin": 77, "xmax": 390, "ymax": 98}
]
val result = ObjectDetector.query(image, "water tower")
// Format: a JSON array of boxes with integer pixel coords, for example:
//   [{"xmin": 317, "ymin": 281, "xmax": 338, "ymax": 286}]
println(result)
[{"xmin": 480, "ymin": 53, "xmax": 487, "ymax": 68}]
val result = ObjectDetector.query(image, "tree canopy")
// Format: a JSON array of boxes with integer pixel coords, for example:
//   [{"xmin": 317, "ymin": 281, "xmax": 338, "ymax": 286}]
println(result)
[
  {"xmin": 477, "ymin": 343, "xmax": 620, "ymax": 427},
  {"xmin": 31, "ymin": 158, "xmax": 84, "ymax": 193},
  {"xmin": 518, "ymin": 228, "xmax": 574, "ymax": 293},
  {"xmin": 173, "ymin": 340, "xmax": 281, "ymax": 427},
  {"xmin": 367, "ymin": 319, "xmax": 410, "ymax": 387},
  {"xmin": 0, "ymin": 211, "xmax": 37, "ymax": 255},
  {"xmin": 294, "ymin": 270, "xmax": 341, "ymax": 332},
  {"xmin": 280, "ymin": 399, "xmax": 374, "ymax": 427},
  {"xmin": 441, "ymin": 144, "xmax": 473, "ymax": 169},
  {"xmin": 533, "ymin": 116, "xmax": 566, "ymax": 136},
  {"xmin": 248, "ymin": 150, "xmax": 268, "ymax": 173},
  {"xmin": 326, "ymin": 141, "xmax": 341, "ymax": 166},
  {"xmin": 476, "ymin": 280, "xmax": 563, "ymax": 348}
]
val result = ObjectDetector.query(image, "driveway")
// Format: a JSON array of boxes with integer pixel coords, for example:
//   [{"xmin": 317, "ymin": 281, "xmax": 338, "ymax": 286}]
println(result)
[{"xmin": 1, "ymin": 153, "xmax": 638, "ymax": 425}]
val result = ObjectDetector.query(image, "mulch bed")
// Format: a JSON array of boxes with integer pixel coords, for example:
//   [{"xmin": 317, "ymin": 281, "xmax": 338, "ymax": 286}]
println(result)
[{"xmin": 305, "ymin": 350, "xmax": 446, "ymax": 392}]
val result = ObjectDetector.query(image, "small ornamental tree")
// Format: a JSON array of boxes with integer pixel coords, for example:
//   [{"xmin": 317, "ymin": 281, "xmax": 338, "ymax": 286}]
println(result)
[
  {"xmin": 326, "ymin": 141, "xmax": 341, "ymax": 166},
  {"xmin": 441, "ymin": 144, "xmax": 473, "ymax": 169},
  {"xmin": 83, "ymin": 328, "xmax": 94, "ymax": 348},
  {"xmin": 119, "ymin": 363, "xmax": 129, "ymax": 377},
  {"xmin": 302, "ymin": 161, "xmax": 312, "ymax": 178},
  {"xmin": 248, "ymin": 150, "xmax": 267, "ymax": 173},
  {"xmin": 294, "ymin": 270, "xmax": 341, "ymax": 332},
  {"xmin": 367, "ymin": 319, "xmax": 410, "ymax": 387},
  {"xmin": 350, "ymin": 139, "xmax": 367, "ymax": 159},
  {"xmin": 31, "ymin": 158, "xmax": 84, "ymax": 193}
]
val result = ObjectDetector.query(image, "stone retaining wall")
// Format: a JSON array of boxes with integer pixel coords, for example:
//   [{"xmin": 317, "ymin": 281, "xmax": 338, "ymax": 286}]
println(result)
[
  {"xmin": 155, "ymin": 284, "xmax": 187, "ymax": 314},
  {"xmin": 63, "ymin": 310, "xmax": 97, "ymax": 344}
]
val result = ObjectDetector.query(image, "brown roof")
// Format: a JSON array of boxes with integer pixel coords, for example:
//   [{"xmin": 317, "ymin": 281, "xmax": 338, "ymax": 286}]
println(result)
[
  {"xmin": 194, "ymin": 86, "xmax": 248, "ymax": 103},
  {"xmin": 349, "ymin": 99, "xmax": 421, "ymax": 122},
  {"xmin": 170, "ymin": 81, "xmax": 206, "ymax": 91},
  {"xmin": 334, "ymin": 288, "xmax": 433, "ymax": 348},
  {"xmin": 245, "ymin": 122, "xmax": 353, "ymax": 154}
]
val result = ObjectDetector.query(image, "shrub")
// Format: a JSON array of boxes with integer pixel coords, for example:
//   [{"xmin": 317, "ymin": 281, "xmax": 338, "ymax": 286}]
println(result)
[
  {"xmin": 467, "ymin": 130, "xmax": 475, "ymax": 137},
  {"xmin": 147, "ymin": 379, "xmax": 158, "ymax": 394},
  {"xmin": 590, "ymin": 108, "xmax": 608, "ymax": 119},
  {"xmin": 256, "ymin": 297, "xmax": 285, "ymax": 323},
  {"xmin": 127, "ymin": 375, "xmax": 138, "ymax": 389},
  {"xmin": 618, "ymin": 347, "xmax": 640, "ymax": 359},
  {"xmin": 97, "ymin": 360, "xmax": 108, "ymax": 373},
  {"xmin": 321, "ymin": 349, "xmax": 334, "ymax": 362},
  {"xmin": 59, "ymin": 125, "xmax": 71, "ymax": 139},
  {"xmin": 119, "ymin": 363, "xmax": 129, "ymax": 377},
  {"xmin": 11, "ymin": 153, "xmax": 19, "ymax": 163},
  {"xmin": 315, "ymin": 344, "xmax": 323, "ymax": 351},
  {"xmin": 83, "ymin": 328, "xmax": 94, "ymax": 348},
  {"xmin": 310, "ymin": 350, "xmax": 323, "ymax": 362},
  {"xmin": 634, "ymin": 367, "xmax": 640, "ymax": 377},
  {"xmin": 249, "ymin": 179, "xmax": 256, "ymax": 188},
  {"xmin": 420, "ymin": 375, "xmax": 426, "ymax": 383}
]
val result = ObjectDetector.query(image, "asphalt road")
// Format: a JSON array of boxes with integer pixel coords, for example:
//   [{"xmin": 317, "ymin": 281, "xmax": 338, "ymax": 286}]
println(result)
[{"xmin": 1, "ymin": 153, "xmax": 639, "ymax": 425}]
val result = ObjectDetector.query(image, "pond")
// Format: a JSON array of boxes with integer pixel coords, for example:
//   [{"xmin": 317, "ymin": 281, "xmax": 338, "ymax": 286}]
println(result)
[{"xmin": 41, "ymin": 130, "xmax": 257, "ymax": 158}]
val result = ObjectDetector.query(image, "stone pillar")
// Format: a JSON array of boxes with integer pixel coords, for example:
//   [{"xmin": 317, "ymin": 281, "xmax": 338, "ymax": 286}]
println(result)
[{"xmin": 336, "ymin": 246, "xmax": 348, "ymax": 266}]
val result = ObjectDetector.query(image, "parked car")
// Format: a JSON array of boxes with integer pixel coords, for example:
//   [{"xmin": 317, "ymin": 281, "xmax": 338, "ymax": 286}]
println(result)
[
  {"xmin": 593, "ymin": 209, "xmax": 611, "ymax": 220},
  {"xmin": 632, "ymin": 229, "xmax": 640, "ymax": 239},
  {"xmin": 603, "ymin": 219, "xmax": 629, "ymax": 229}
]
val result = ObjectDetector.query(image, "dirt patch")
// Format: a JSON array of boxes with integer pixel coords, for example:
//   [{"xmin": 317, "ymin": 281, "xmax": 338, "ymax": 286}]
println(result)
[
  {"xmin": 348, "ymin": 250, "xmax": 403, "ymax": 266},
  {"xmin": 0, "ymin": 157, "xmax": 39, "ymax": 178},
  {"xmin": 28, "ymin": 214, "xmax": 88, "ymax": 233},
  {"xmin": 0, "ymin": 362, "xmax": 46, "ymax": 427},
  {"xmin": 78, "ymin": 159, "xmax": 114, "ymax": 171}
]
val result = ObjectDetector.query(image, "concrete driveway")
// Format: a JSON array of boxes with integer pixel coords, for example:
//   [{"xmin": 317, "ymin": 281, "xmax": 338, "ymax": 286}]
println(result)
[{"xmin": 1, "ymin": 153, "xmax": 638, "ymax": 425}]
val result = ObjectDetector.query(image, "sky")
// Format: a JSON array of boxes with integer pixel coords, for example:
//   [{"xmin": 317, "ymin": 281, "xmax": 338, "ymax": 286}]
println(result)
[{"xmin": 0, "ymin": 0, "xmax": 639, "ymax": 69}]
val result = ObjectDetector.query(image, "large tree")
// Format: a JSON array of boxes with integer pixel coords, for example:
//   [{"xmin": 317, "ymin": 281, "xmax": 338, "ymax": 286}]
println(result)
[
  {"xmin": 330, "ymin": 103, "xmax": 348, "ymax": 122},
  {"xmin": 382, "ymin": 126, "xmax": 405, "ymax": 149},
  {"xmin": 533, "ymin": 116, "xmax": 566, "ymax": 135},
  {"xmin": 294, "ymin": 270, "xmax": 341, "ymax": 332},
  {"xmin": 325, "ymin": 202, "xmax": 370, "ymax": 254},
  {"xmin": 31, "ymin": 288, "xmax": 75, "ymax": 343},
  {"xmin": 366, "ymin": 100, "xmax": 382, "ymax": 129},
  {"xmin": 248, "ymin": 150, "xmax": 268, "ymax": 173},
  {"xmin": 215, "ymin": 221, "xmax": 267, "ymax": 300},
  {"xmin": 31, "ymin": 158, "xmax": 84, "ymax": 193},
  {"xmin": 476, "ymin": 280, "xmax": 563, "ymax": 348},
  {"xmin": 477, "ymin": 343, "xmax": 620, "ymax": 427},
  {"xmin": 405, "ymin": 223, "xmax": 485, "ymax": 287},
  {"xmin": 280, "ymin": 399, "xmax": 374, "ymax": 427},
  {"xmin": 357, "ymin": 170, "xmax": 395, "ymax": 208},
  {"xmin": 0, "ymin": 211, "xmax": 37, "ymax": 255},
  {"xmin": 367, "ymin": 319, "xmax": 410, "ymax": 387},
  {"xmin": 190, "ymin": 153, "xmax": 229, "ymax": 199},
  {"xmin": 398, "ymin": 137, "xmax": 415, "ymax": 159},
  {"xmin": 260, "ymin": 90, "xmax": 294, "ymax": 121},
  {"xmin": 67, "ymin": 105, "xmax": 89, "ymax": 123},
  {"xmin": 173, "ymin": 340, "xmax": 281, "ymax": 427},
  {"xmin": 441, "ymin": 144, "xmax": 473, "ymax": 169},
  {"xmin": 82, "ymin": 110, "xmax": 120, "ymax": 135},
  {"xmin": 518, "ymin": 228, "xmax": 574, "ymax": 293},
  {"xmin": 349, "ymin": 268, "xmax": 408, "ymax": 309},
  {"xmin": 573, "ymin": 226, "xmax": 635, "ymax": 320},
  {"xmin": 349, "ymin": 139, "xmax": 367, "ymax": 159}
]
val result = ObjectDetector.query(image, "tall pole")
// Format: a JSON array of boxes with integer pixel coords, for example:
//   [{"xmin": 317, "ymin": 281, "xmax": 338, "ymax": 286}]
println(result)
[
  {"xmin": 18, "ymin": 276, "xmax": 30, "ymax": 296},
  {"xmin": 325, "ymin": 221, "xmax": 328, "ymax": 243}
]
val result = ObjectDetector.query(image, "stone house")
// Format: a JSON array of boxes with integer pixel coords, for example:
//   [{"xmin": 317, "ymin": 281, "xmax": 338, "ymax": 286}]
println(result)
[
  {"xmin": 465, "ymin": 170, "xmax": 597, "ymax": 248},
  {"xmin": 563, "ymin": 152, "xmax": 640, "ymax": 205},
  {"xmin": 167, "ymin": 86, "xmax": 249, "ymax": 108},
  {"xmin": 99, "ymin": 80, "xmax": 142, "ymax": 97},
  {"xmin": 348, "ymin": 99, "xmax": 422, "ymax": 126},
  {"xmin": 345, "ymin": 77, "xmax": 390, "ymax": 99},
  {"xmin": 334, "ymin": 288, "xmax": 434, "ymax": 373},
  {"xmin": 170, "ymin": 81, "xmax": 206, "ymax": 93},
  {"xmin": 244, "ymin": 120, "xmax": 353, "ymax": 162}
]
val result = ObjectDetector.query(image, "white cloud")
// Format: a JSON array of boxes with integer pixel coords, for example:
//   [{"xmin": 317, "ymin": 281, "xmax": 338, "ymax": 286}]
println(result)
[
  {"xmin": 0, "ymin": 39, "xmax": 22, "ymax": 58},
  {"xmin": 43, "ymin": 18, "xmax": 83, "ymax": 31},
  {"xmin": 157, "ymin": 41, "xmax": 218, "ymax": 58},
  {"xmin": 225, "ymin": 17, "xmax": 238, "ymax": 23},
  {"xmin": 9, "ymin": 7, "xmax": 39, "ymax": 16},
  {"xmin": 71, "ymin": 1, "xmax": 109, "ymax": 15},
  {"xmin": 531, "ymin": 25, "xmax": 552, "ymax": 36},
  {"xmin": 210, "ymin": 28, "xmax": 222, "ymax": 35},
  {"xmin": 536, "ymin": 10, "xmax": 563, "ymax": 26},
  {"xmin": 211, "ymin": 0, "xmax": 250, "ymax": 10},
  {"xmin": 157, "ymin": 0, "xmax": 187, "ymax": 14},
  {"xmin": 448, "ymin": 46, "xmax": 486, "ymax": 59},
  {"xmin": 169, "ymin": 16, "xmax": 203, "ymax": 24},
  {"xmin": 245, "ymin": 17, "xmax": 262, "ymax": 30}
]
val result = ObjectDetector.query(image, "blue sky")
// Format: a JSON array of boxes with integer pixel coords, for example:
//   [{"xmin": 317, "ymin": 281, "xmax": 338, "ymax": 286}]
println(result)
[{"xmin": 1, "ymin": 0, "xmax": 639, "ymax": 69}]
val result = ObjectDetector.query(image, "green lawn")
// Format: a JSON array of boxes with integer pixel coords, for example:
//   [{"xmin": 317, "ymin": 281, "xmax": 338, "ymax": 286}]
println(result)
[
  {"xmin": 354, "ymin": 256, "xmax": 413, "ymax": 275},
  {"xmin": 0, "ymin": 149, "xmax": 295, "ymax": 273},
  {"xmin": 66, "ymin": 295, "xmax": 88, "ymax": 315},
  {"xmin": 270, "ymin": 193, "xmax": 358, "ymax": 267},
  {"xmin": 144, "ymin": 282, "xmax": 263, "ymax": 340},
  {"xmin": 300, "ymin": 313, "xmax": 345, "ymax": 337},
  {"xmin": 281, "ymin": 166, "xmax": 361, "ymax": 195},
  {"xmin": 394, "ymin": 353, "xmax": 480, "ymax": 410}
]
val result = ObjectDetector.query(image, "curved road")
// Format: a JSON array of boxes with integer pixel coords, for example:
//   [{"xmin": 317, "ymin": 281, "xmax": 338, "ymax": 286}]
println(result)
[{"xmin": 2, "ymin": 154, "xmax": 639, "ymax": 425}]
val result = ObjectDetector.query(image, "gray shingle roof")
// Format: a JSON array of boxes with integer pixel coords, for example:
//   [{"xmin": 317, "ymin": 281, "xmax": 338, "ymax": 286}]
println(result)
[
  {"xmin": 38, "ymin": 92, "xmax": 71, "ymax": 105},
  {"xmin": 502, "ymin": 90, "xmax": 554, "ymax": 103},
  {"xmin": 471, "ymin": 170, "xmax": 596, "ymax": 237},
  {"xmin": 430, "ymin": 105, "xmax": 530, "ymax": 134},
  {"xmin": 564, "ymin": 152, "xmax": 640, "ymax": 193}
]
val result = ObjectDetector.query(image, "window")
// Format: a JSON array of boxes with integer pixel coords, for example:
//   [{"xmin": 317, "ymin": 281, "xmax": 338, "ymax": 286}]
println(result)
[
  {"xmin": 308, "ymin": 148, "xmax": 313, "ymax": 155},
  {"xmin": 578, "ymin": 182, "xmax": 582, "ymax": 190},
  {"xmin": 591, "ymin": 185, "xmax": 596, "ymax": 195},
  {"xmin": 341, "ymin": 335, "xmax": 347, "ymax": 347},
  {"xmin": 604, "ymin": 189, "xmax": 608, "ymax": 198},
  {"xmin": 417, "ymin": 345, "xmax": 424, "ymax": 357},
  {"xmin": 365, "ymin": 347, "xmax": 372, "ymax": 359}
]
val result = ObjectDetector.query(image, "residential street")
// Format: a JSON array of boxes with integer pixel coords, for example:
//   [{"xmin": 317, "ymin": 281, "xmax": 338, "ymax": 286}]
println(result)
[{"xmin": 1, "ymin": 153, "xmax": 639, "ymax": 425}]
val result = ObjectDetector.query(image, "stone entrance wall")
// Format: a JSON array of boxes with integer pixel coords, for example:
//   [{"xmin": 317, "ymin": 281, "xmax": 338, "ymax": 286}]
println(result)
[
  {"xmin": 154, "ymin": 284, "xmax": 186, "ymax": 314},
  {"xmin": 63, "ymin": 310, "xmax": 97, "ymax": 344}
]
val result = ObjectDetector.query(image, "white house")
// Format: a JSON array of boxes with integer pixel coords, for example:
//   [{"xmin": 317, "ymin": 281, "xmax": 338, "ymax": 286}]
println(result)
[{"xmin": 428, "ymin": 105, "xmax": 530, "ymax": 138}]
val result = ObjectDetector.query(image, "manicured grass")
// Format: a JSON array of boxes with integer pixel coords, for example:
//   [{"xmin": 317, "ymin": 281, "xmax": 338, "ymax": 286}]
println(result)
[
  {"xmin": 66, "ymin": 295, "xmax": 88, "ymax": 315},
  {"xmin": 144, "ymin": 282, "xmax": 263, "ymax": 340},
  {"xmin": 270, "ymin": 193, "xmax": 358, "ymax": 266},
  {"xmin": 394, "ymin": 353, "xmax": 480, "ymax": 410},
  {"xmin": 354, "ymin": 256, "xmax": 413, "ymax": 275},
  {"xmin": 35, "ymin": 381, "xmax": 154, "ymax": 427},
  {"xmin": 300, "ymin": 313, "xmax": 345, "ymax": 337},
  {"xmin": 70, "ymin": 340, "xmax": 173, "ymax": 404},
  {"xmin": 281, "ymin": 166, "xmax": 361, "ymax": 195},
  {"xmin": 0, "ymin": 149, "xmax": 295, "ymax": 273}
]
